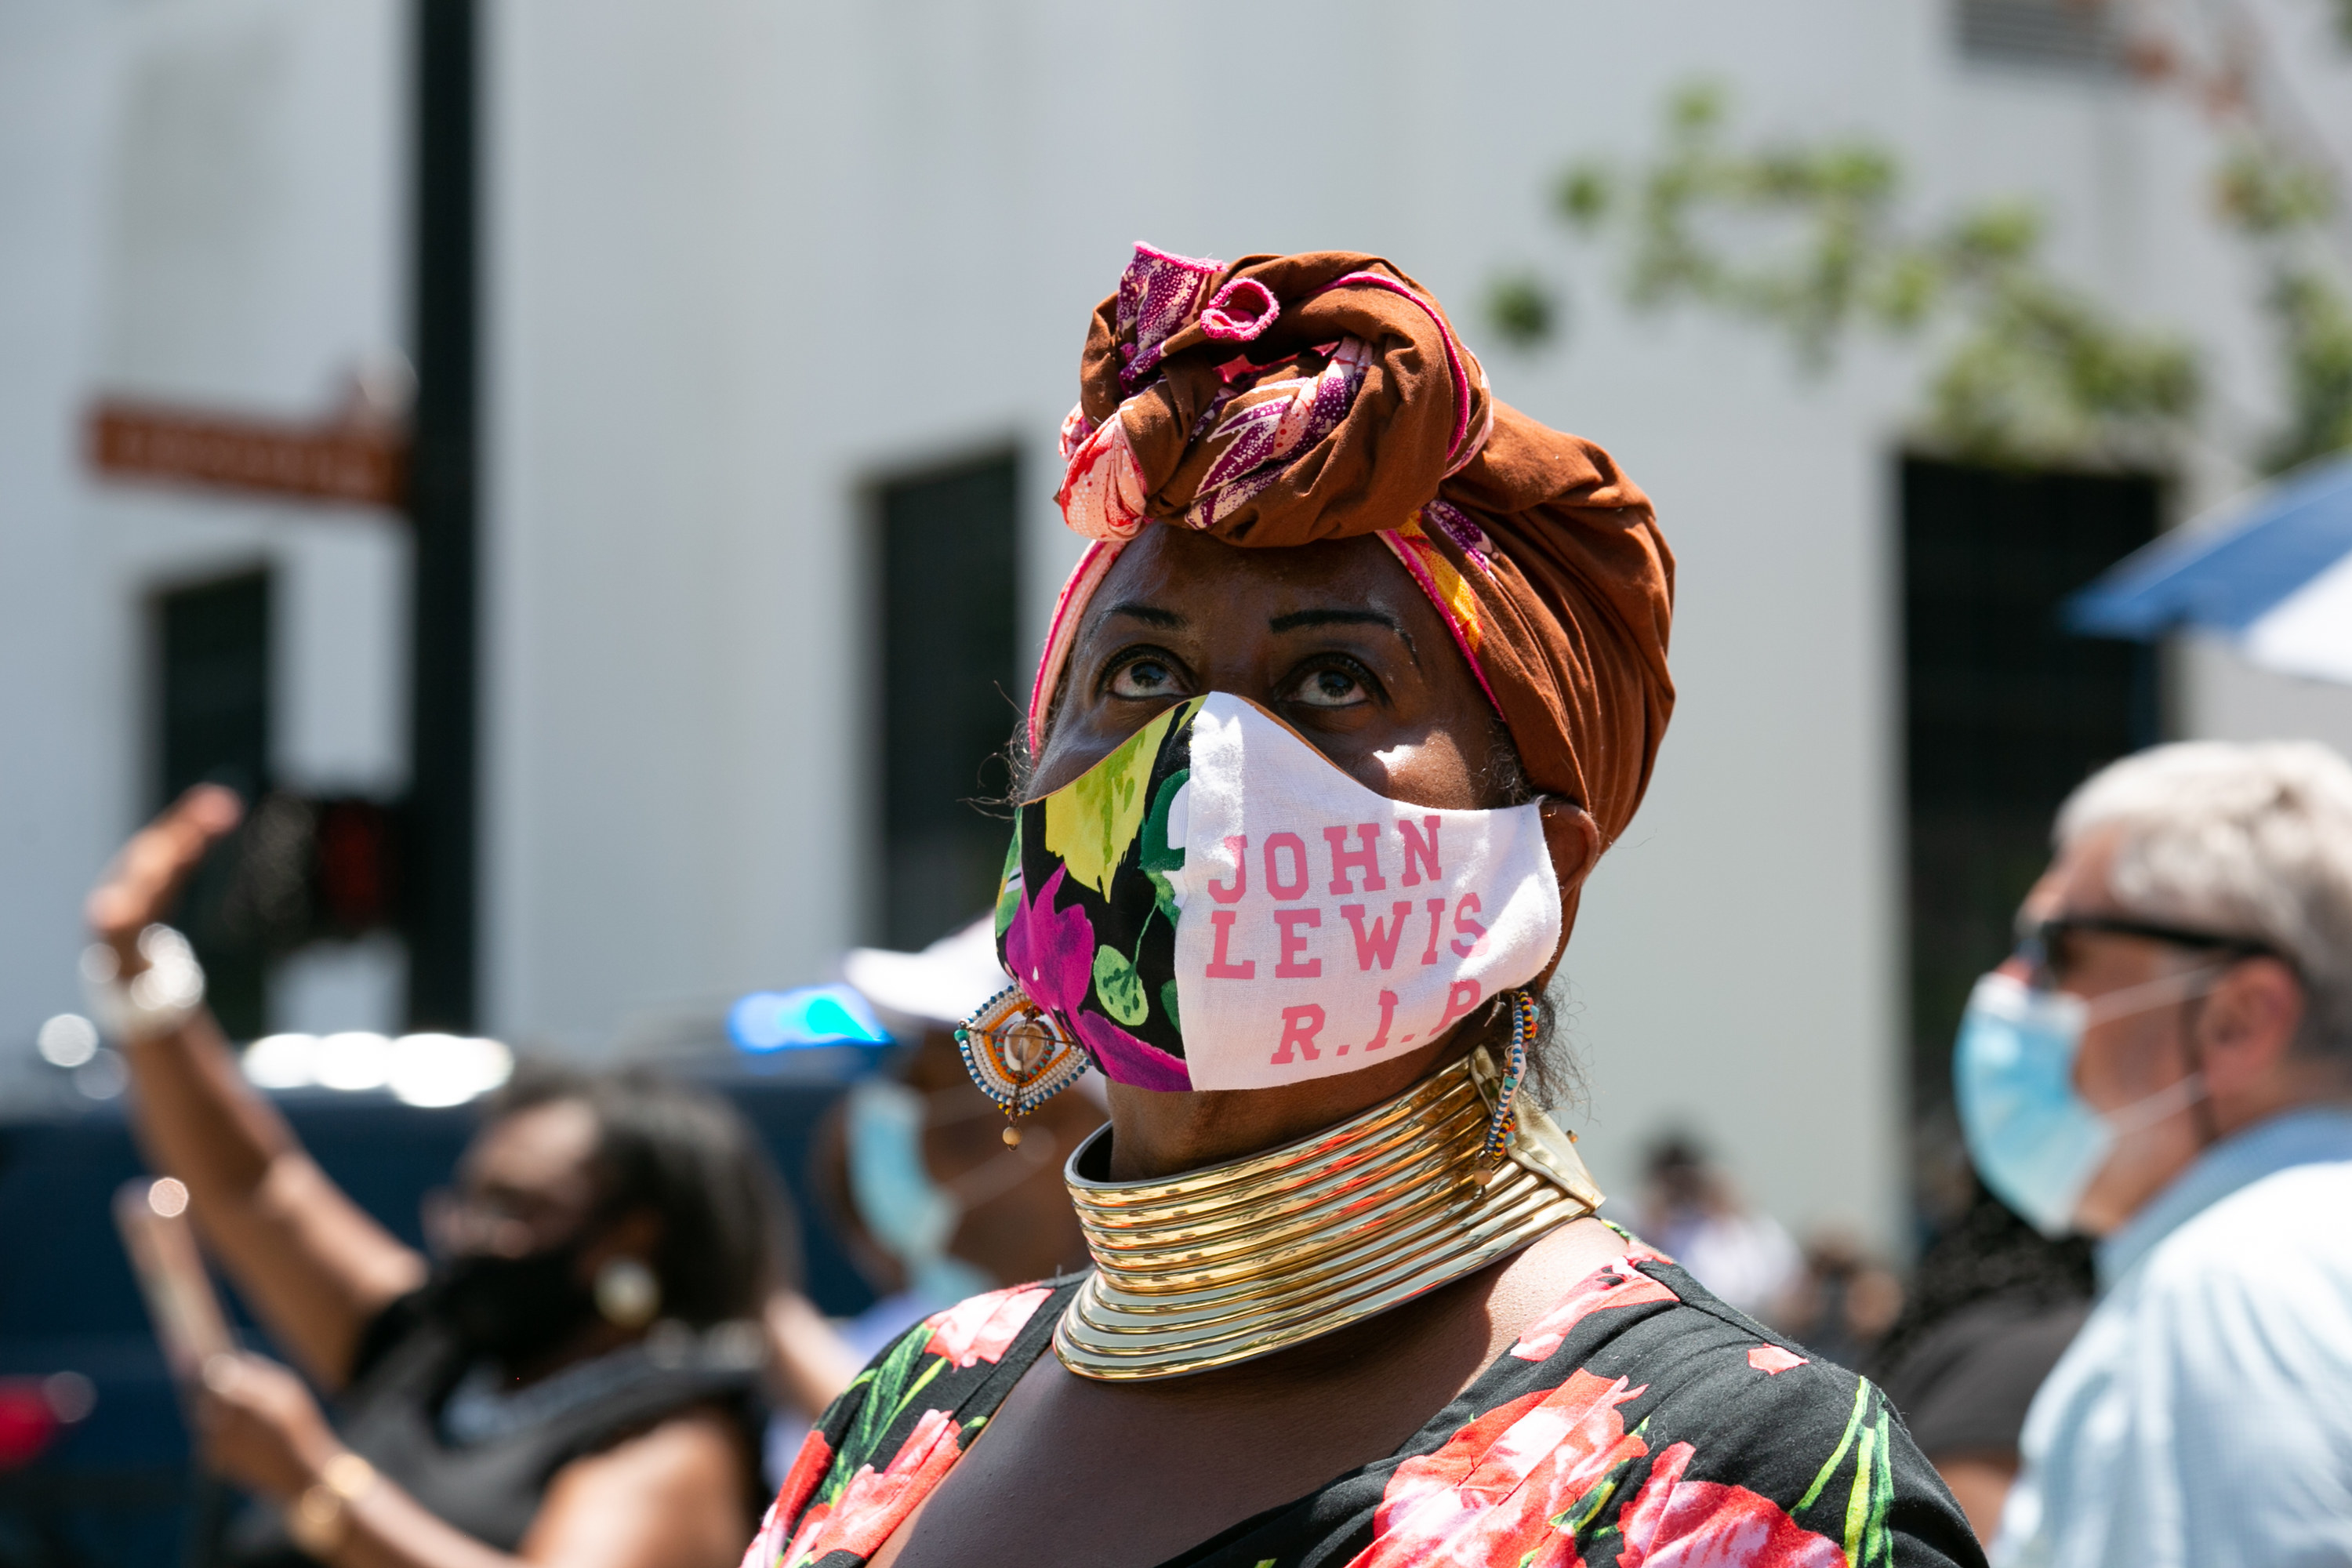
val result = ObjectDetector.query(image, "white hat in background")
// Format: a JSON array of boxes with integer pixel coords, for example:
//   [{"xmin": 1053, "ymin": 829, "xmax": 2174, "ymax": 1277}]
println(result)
[{"xmin": 841, "ymin": 916, "xmax": 1010, "ymax": 1036}]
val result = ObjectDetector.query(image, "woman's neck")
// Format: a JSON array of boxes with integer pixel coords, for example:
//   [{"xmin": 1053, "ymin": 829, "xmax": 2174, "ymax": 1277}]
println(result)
[{"xmin": 1102, "ymin": 1014, "xmax": 1497, "ymax": 1181}]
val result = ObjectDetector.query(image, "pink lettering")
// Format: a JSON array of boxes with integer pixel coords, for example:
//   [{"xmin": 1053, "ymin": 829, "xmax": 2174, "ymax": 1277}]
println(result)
[
  {"xmin": 1273, "ymin": 908, "xmax": 1322, "ymax": 978},
  {"xmin": 1399, "ymin": 815, "xmax": 1443, "ymax": 886},
  {"xmin": 1340, "ymin": 902, "xmax": 1414, "ymax": 971},
  {"xmin": 1205, "ymin": 910, "xmax": 1255, "ymax": 978},
  {"xmin": 1264, "ymin": 833, "xmax": 1310, "ymax": 900},
  {"xmin": 1420, "ymin": 898, "xmax": 1446, "ymax": 965},
  {"xmin": 1436, "ymin": 978, "xmax": 1483, "ymax": 1033},
  {"xmin": 1323, "ymin": 823, "xmax": 1388, "ymax": 894},
  {"xmin": 1450, "ymin": 893, "xmax": 1488, "ymax": 958},
  {"xmin": 1363, "ymin": 989, "xmax": 1399, "ymax": 1051},
  {"xmin": 1270, "ymin": 1004, "xmax": 1325, "ymax": 1065},
  {"xmin": 1206, "ymin": 835, "xmax": 1249, "ymax": 904}
]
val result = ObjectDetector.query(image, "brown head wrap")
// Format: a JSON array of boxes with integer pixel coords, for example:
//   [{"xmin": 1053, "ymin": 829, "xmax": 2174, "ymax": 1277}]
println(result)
[{"xmin": 1035, "ymin": 244, "xmax": 1675, "ymax": 848}]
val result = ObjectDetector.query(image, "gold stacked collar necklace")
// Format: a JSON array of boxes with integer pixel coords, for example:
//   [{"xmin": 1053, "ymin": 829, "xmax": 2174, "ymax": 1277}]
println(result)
[{"xmin": 1055, "ymin": 1045, "xmax": 1604, "ymax": 1381}]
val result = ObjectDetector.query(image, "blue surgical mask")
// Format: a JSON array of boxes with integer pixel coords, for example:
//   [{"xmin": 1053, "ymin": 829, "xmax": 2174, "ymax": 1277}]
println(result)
[
  {"xmin": 1955, "ymin": 971, "xmax": 2211, "ymax": 1236},
  {"xmin": 843, "ymin": 1080, "xmax": 997, "ymax": 1307}
]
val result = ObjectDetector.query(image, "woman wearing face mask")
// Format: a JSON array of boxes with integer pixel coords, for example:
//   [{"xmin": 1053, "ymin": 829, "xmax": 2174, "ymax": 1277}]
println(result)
[
  {"xmin": 819, "ymin": 918, "xmax": 1103, "ymax": 1339},
  {"xmin": 82, "ymin": 793, "xmax": 819, "ymax": 1568},
  {"xmin": 742, "ymin": 246, "xmax": 1983, "ymax": 1568}
]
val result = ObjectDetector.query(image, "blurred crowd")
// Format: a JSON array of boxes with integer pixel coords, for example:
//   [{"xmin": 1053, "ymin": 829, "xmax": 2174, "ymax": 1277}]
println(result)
[{"xmin": 15, "ymin": 732, "xmax": 2352, "ymax": 1568}]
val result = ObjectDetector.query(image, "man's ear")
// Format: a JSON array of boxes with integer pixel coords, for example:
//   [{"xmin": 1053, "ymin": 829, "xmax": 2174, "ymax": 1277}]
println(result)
[{"xmin": 2202, "ymin": 957, "xmax": 2307, "ymax": 1092}]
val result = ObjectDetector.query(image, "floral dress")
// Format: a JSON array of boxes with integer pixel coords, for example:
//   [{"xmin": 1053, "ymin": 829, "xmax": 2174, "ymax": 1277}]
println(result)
[{"xmin": 743, "ymin": 1244, "xmax": 1984, "ymax": 1568}]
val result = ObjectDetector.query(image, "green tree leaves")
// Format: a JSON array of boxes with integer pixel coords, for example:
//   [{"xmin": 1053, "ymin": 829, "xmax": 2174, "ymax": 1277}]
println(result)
[{"xmin": 1503, "ymin": 81, "xmax": 2205, "ymax": 468}]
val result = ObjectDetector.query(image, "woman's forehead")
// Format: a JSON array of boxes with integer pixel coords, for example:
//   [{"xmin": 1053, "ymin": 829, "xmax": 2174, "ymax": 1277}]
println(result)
[
  {"xmin": 1076, "ymin": 528, "xmax": 1431, "ymax": 642},
  {"xmin": 465, "ymin": 1098, "xmax": 599, "ymax": 1190}
]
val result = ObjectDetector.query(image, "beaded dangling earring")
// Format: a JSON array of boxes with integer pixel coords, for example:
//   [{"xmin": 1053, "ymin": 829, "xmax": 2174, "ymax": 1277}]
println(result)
[
  {"xmin": 1482, "ymin": 989, "xmax": 1538, "ymax": 1166},
  {"xmin": 956, "ymin": 986, "xmax": 1092, "ymax": 1147}
]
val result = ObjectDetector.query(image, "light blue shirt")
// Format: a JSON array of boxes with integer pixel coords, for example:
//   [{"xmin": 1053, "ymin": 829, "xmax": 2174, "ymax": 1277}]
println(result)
[{"xmin": 1993, "ymin": 1106, "xmax": 2352, "ymax": 1568}]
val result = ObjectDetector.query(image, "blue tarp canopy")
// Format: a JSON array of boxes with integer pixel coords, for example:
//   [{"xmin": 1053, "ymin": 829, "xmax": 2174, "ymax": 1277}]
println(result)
[{"xmin": 2067, "ymin": 452, "xmax": 2352, "ymax": 684}]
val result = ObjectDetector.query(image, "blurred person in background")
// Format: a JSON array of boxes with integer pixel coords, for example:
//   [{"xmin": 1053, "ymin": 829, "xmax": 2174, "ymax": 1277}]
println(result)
[
  {"xmin": 1635, "ymin": 1132, "xmax": 1802, "ymax": 1319},
  {"xmin": 761, "ymin": 918, "xmax": 1100, "ymax": 1481},
  {"xmin": 1769, "ymin": 1227, "xmax": 1905, "ymax": 1372},
  {"xmin": 1869, "ymin": 1186, "xmax": 2093, "ymax": 1544},
  {"xmin": 740, "ymin": 245, "xmax": 1980, "ymax": 1568},
  {"xmin": 83, "ymin": 788, "xmax": 816, "ymax": 1568},
  {"xmin": 1952, "ymin": 741, "xmax": 2352, "ymax": 1566},
  {"xmin": 815, "ymin": 916, "xmax": 1102, "ymax": 1349}
]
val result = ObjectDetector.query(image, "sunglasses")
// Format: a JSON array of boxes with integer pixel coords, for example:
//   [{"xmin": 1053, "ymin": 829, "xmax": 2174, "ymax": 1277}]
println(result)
[{"xmin": 2014, "ymin": 913, "xmax": 2281, "ymax": 989}]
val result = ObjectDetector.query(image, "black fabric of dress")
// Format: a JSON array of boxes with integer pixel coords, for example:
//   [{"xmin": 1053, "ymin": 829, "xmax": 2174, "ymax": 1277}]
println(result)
[{"xmin": 223, "ymin": 1291, "xmax": 766, "ymax": 1566}]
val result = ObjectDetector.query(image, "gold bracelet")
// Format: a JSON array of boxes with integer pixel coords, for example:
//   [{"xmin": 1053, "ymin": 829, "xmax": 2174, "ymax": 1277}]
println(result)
[{"xmin": 285, "ymin": 1451, "xmax": 377, "ymax": 1558}]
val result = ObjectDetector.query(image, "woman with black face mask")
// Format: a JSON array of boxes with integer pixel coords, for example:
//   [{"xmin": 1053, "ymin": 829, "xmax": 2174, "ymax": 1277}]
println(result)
[{"xmin": 84, "ymin": 788, "xmax": 835, "ymax": 1568}]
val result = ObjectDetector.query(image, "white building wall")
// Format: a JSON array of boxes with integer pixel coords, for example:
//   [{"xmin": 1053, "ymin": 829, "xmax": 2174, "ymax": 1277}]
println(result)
[
  {"xmin": 0, "ymin": 0, "xmax": 410, "ymax": 1048},
  {"xmin": 478, "ymin": 0, "xmax": 2267, "ymax": 1242},
  {"xmin": 6, "ymin": 0, "xmax": 2348, "ymax": 1244}
]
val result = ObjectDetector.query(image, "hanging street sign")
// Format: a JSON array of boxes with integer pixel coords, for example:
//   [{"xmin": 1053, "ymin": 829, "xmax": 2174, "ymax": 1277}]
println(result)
[{"xmin": 86, "ymin": 399, "xmax": 408, "ymax": 510}]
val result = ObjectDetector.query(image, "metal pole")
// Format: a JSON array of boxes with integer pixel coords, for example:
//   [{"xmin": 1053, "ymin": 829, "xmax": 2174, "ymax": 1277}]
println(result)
[{"xmin": 406, "ymin": 0, "xmax": 478, "ymax": 1029}]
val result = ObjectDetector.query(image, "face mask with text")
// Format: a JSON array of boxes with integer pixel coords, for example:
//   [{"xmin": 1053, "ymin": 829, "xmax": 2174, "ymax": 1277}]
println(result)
[{"xmin": 996, "ymin": 692, "xmax": 1561, "ymax": 1093}]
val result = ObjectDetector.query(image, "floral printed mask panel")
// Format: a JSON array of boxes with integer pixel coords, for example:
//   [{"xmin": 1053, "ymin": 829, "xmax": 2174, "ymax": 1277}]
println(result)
[{"xmin": 996, "ymin": 691, "xmax": 1561, "ymax": 1094}]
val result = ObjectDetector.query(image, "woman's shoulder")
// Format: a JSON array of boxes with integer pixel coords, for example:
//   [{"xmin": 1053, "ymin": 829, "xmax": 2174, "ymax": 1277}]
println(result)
[
  {"xmin": 746, "ymin": 1278, "xmax": 1077, "ymax": 1568},
  {"xmin": 1381, "ymin": 1243, "xmax": 1987, "ymax": 1568}
]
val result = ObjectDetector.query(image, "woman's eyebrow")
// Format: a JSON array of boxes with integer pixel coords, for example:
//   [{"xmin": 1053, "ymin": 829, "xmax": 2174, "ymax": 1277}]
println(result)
[
  {"xmin": 1102, "ymin": 601, "xmax": 1185, "ymax": 629},
  {"xmin": 1269, "ymin": 608, "xmax": 1405, "ymax": 637},
  {"xmin": 1268, "ymin": 607, "xmax": 1419, "ymax": 664}
]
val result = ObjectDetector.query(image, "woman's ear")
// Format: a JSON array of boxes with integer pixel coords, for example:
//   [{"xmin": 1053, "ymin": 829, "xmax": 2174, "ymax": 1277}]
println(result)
[
  {"xmin": 579, "ymin": 1206, "xmax": 665, "ymax": 1276},
  {"xmin": 1530, "ymin": 801, "xmax": 1601, "ymax": 998},
  {"xmin": 1538, "ymin": 800, "xmax": 1602, "ymax": 896}
]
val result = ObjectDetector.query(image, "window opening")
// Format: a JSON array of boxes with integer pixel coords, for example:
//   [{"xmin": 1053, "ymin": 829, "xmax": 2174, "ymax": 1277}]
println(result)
[
  {"xmin": 1903, "ymin": 456, "xmax": 2160, "ymax": 1189},
  {"xmin": 875, "ymin": 454, "xmax": 1020, "ymax": 950}
]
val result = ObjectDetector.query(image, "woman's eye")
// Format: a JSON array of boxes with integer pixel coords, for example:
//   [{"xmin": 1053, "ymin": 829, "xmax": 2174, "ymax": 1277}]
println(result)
[
  {"xmin": 1109, "ymin": 657, "xmax": 1180, "ymax": 699},
  {"xmin": 1290, "ymin": 666, "xmax": 1369, "ymax": 709}
]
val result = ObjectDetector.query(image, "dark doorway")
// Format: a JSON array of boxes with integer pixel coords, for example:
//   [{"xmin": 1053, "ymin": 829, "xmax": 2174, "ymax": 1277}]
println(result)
[
  {"xmin": 874, "ymin": 453, "xmax": 1020, "ymax": 949},
  {"xmin": 1902, "ymin": 457, "xmax": 2161, "ymax": 1140},
  {"xmin": 155, "ymin": 569, "xmax": 273, "ymax": 1036}
]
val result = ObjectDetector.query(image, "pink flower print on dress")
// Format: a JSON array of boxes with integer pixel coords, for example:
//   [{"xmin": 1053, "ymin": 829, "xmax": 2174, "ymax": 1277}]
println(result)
[
  {"xmin": 778, "ymin": 1408, "xmax": 964, "ymax": 1568},
  {"xmin": 1511, "ymin": 1258, "xmax": 1680, "ymax": 1362},
  {"xmin": 921, "ymin": 1284, "xmax": 1053, "ymax": 1370},
  {"xmin": 1616, "ymin": 1442, "xmax": 1846, "ymax": 1568},
  {"xmin": 741, "ymin": 1431, "xmax": 833, "ymax": 1568},
  {"xmin": 1748, "ymin": 1345, "xmax": 1807, "ymax": 1375},
  {"xmin": 1348, "ymin": 1370, "xmax": 1650, "ymax": 1568},
  {"xmin": 1057, "ymin": 414, "xmax": 1149, "ymax": 542}
]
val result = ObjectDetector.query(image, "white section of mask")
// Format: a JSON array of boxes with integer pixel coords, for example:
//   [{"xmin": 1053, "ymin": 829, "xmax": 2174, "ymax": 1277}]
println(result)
[{"xmin": 1164, "ymin": 693, "xmax": 1562, "ymax": 1091}]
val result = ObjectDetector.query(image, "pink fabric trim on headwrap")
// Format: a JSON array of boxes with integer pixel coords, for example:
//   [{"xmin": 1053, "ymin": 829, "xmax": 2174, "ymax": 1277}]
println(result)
[
  {"xmin": 1377, "ymin": 522, "xmax": 1504, "ymax": 720},
  {"xmin": 1058, "ymin": 403, "xmax": 1098, "ymax": 462},
  {"xmin": 1056, "ymin": 415, "xmax": 1150, "ymax": 543},
  {"xmin": 1116, "ymin": 243, "xmax": 1225, "ymax": 393},
  {"xmin": 1199, "ymin": 278, "xmax": 1278, "ymax": 342},
  {"xmin": 1025, "ymin": 539, "xmax": 1126, "ymax": 757}
]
